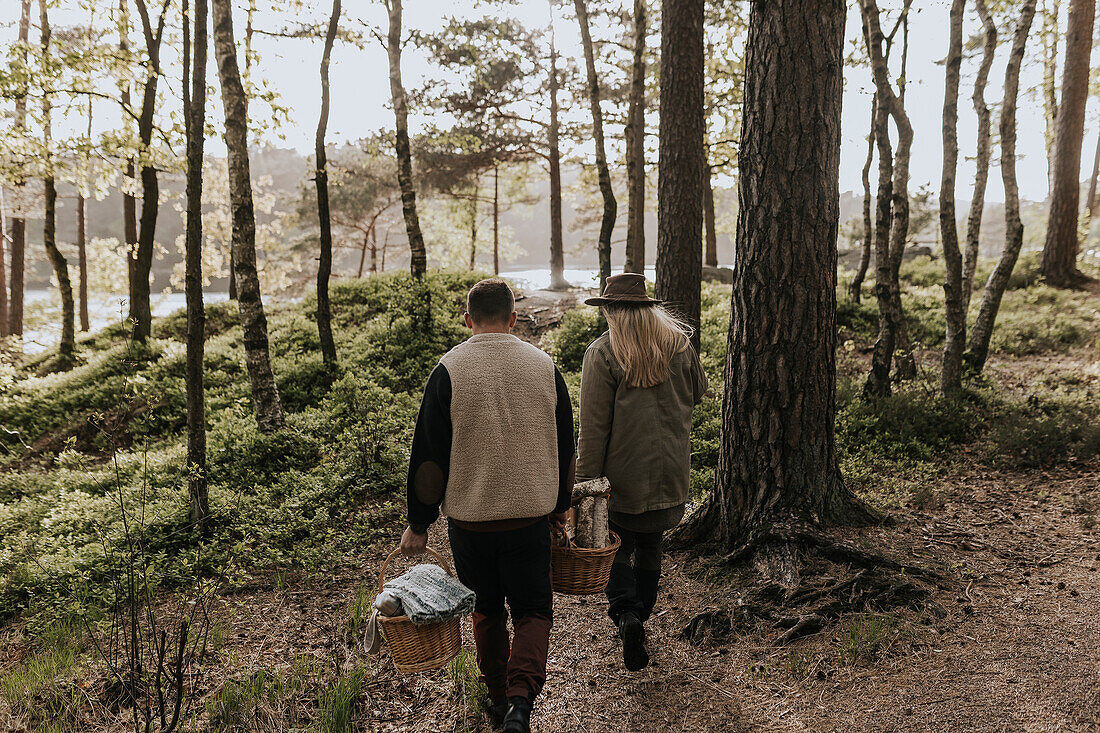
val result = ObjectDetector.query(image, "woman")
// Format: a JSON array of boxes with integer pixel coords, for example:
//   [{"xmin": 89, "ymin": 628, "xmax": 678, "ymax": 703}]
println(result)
[{"xmin": 576, "ymin": 273, "xmax": 708, "ymax": 671}]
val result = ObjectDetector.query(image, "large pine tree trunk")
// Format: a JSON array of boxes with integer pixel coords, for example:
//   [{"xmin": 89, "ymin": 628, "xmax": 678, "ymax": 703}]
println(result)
[
  {"xmin": 548, "ymin": 22, "xmax": 568, "ymax": 290},
  {"xmin": 655, "ymin": 0, "xmax": 704, "ymax": 348},
  {"xmin": 963, "ymin": 0, "xmax": 998, "ymax": 313},
  {"xmin": 678, "ymin": 0, "xmax": 873, "ymax": 552},
  {"xmin": 314, "ymin": 0, "xmax": 340, "ymax": 369},
  {"xmin": 129, "ymin": 0, "xmax": 169, "ymax": 342},
  {"xmin": 39, "ymin": 0, "xmax": 75, "ymax": 365},
  {"xmin": 575, "ymin": 0, "xmax": 617, "ymax": 291},
  {"xmin": 939, "ymin": 0, "xmax": 966, "ymax": 395},
  {"xmin": 8, "ymin": 0, "xmax": 32, "ymax": 339},
  {"xmin": 1041, "ymin": 0, "xmax": 1095, "ymax": 287},
  {"xmin": 212, "ymin": 0, "xmax": 285, "ymax": 433},
  {"xmin": 849, "ymin": 93, "xmax": 877, "ymax": 303},
  {"xmin": 861, "ymin": 0, "xmax": 914, "ymax": 398},
  {"xmin": 624, "ymin": 0, "xmax": 647, "ymax": 275},
  {"xmin": 385, "ymin": 0, "xmax": 427, "ymax": 280},
  {"xmin": 966, "ymin": 0, "xmax": 1038, "ymax": 370},
  {"xmin": 183, "ymin": 0, "xmax": 209, "ymax": 526}
]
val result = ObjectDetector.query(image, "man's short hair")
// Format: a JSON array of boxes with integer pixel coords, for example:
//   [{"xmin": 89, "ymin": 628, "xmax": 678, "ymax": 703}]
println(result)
[{"xmin": 466, "ymin": 279, "xmax": 515, "ymax": 325}]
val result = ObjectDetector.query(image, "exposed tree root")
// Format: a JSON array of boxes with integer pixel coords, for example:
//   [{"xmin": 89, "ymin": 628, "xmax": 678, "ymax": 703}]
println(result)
[{"xmin": 680, "ymin": 521, "xmax": 949, "ymax": 647}]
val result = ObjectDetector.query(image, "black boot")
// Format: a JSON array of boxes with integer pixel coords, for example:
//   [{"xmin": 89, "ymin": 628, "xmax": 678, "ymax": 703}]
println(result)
[
  {"xmin": 618, "ymin": 611, "xmax": 649, "ymax": 671},
  {"xmin": 502, "ymin": 695, "xmax": 532, "ymax": 733},
  {"xmin": 480, "ymin": 695, "xmax": 508, "ymax": 729}
]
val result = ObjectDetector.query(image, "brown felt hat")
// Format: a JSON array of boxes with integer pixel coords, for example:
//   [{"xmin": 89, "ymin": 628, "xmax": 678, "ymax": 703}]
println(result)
[{"xmin": 584, "ymin": 273, "xmax": 663, "ymax": 306}]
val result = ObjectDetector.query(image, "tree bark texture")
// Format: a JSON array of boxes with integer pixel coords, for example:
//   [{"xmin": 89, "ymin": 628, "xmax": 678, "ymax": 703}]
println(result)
[
  {"xmin": 849, "ymin": 93, "xmax": 877, "ymax": 303},
  {"xmin": 314, "ymin": 0, "xmax": 340, "ymax": 368},
  {"xmin": 861, "ymin": 0, "xmax": 914, "ymax": 398},
  {"xmin": 39, "ymin": 0, "xmax": 75, "ymax": 364},
  {"xmin": 548, "ymin": 24, "xmax": 568, "ymax": 290},
  {"xmin": 385, "ymin": 0, "xmax": 427, "ymax": 280},
  {"xmin": 624, "ymin": 0, "xmax": 647, "ymax": 274},
  {"xmin": 680, "ymin": 0, "xmax": 871, "ymax": 548},
  {"xmin": 212, "ymin": 0, "xmax": 286, "ymax": 433},
  {"xmin": 656, "ymin": 0, "xmax": 704, "ymax": 348},
  {"xmin": 129, "ymin": 0, "xmax": 170, "ymax": 342},
  {"xmin": 939, "ymin": 0, "xmax": 966, "ymax": 395},
  {"xmin": 1041, "ymin": 0, "xmax": 1095, "ymax": 286},
  {"xmin": 0, "ymin": 190, "xmax": 7, "ymax": 339},
  {"xmin": 77, "ymin": 196, "xmax": 89, "ymax": 332},
  {"xmin": 704, "ymin": 164, "xmax": 718, "ymax": 268},
  {"xmin": 184, "ymin": 0, "xmax": 209, "ymax": 525},
  {"xmin": 575, "ymin": 0, "xmax": 617, "ymax": 292},
  {"xmin": 493, "ymin": 164, "xmax": 500, "ymax": 275},
  {"xmin": 966, "ymin": 0, "xmax": 1038, "ymax": 370},
  {"xmin": 1042, "ymin": 0, "xmax": 1061, "ymax": 198},
  {"xmin": 963, "ymin": 0, "xmax": 997, "ymax": 313},
  {"xmin": 1084, "ymin": 126, "xmax": 1100, "ymax": 239},
  {"xmin": 8, "ymin": 0, "xmax": 32, "ymax": 338}
]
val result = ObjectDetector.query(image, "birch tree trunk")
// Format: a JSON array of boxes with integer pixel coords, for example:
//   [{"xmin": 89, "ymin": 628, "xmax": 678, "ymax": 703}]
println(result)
[
  {"xmin": 548, "ymin": 19, "xmax": 568, "ymax": 290},
  {"xmin": 963, "ymin": 0, "xmax": 998, "ymax": 313},
  {"xmin": 212, "ymin": 0, "xmax": 286, "ymax": 433},
  {"xmin": 1041, "ymin": 0, "xmax": 1095, "ymax": 287},
  {"xmin": 861, "ymin": 0, "xmax": 914, "ymax": 398},
  {"xmin": 129, "ymin": 0, "xmax": 170, "ymax": 342},
  {"xmin": 678, "ymin": 0, "xmax": 874, "ymax": 550},
  {"xmin": 624, "ymin": 0, "xmax": 647, "ymax": 275},
  {"xmin": 939, "ymin": 0, "xmax": 966, "ymax": 395},
  {"xmin": 183, "ymin": 0, "xmax": 209, "ymax": 525},
  {"xmin": 656, "ymin": 0, "xmax": 704, "ymax": 349},
  {"xmin": 314, "ymin": 0, "xmax": 340, "ymax": 368},
  {"xmin": 385, "ymin": 0, "xmax": 428, "ymax": 280},
  {"xmin": 849, "ymin": 93, "xmax": 877, "ymax": 303},
  {"xmin": 8, "ymin": 0, "xmax": 32, "ymax": 338},
  {"xmin": 575, "ymin": 0, "xmax": 617, "ymax": 292},
  {"xmin": 966, "ymin": 0, "xmax": 1038, "ymax": 370},
  {"xmin": 39, "ymin": 0, "xmax": 75, "ymax": 365}
]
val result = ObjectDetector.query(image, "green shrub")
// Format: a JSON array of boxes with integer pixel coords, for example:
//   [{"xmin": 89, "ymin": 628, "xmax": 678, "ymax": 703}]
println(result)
[
  {"xmin": 899, "ymin": 255, "xmax": 943, "ymax": 288},
  {"xmin": 541, "ymin": 308, "xmax": 601, "ymax": 373}
]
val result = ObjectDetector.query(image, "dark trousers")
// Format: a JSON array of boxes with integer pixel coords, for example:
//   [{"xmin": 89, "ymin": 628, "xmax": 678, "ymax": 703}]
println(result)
[
  {"xmin": 605, "ymin": 522, "xmax": 663, "ymax": 624},
  {"xmin": 448, "ymin": 518, "xmax": 553, "ymax": 703}
]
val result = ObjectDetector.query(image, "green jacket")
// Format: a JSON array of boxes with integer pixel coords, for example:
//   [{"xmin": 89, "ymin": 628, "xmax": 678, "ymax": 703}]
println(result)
[{"xmin": 576, "ymin": 332, "xmax": 708, "ymax": 516}]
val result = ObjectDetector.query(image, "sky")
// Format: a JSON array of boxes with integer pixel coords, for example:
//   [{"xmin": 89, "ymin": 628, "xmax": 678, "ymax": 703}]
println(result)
[{"xmin": 11, "ymin": 1, "xmax": 1092, "ymax": 205}]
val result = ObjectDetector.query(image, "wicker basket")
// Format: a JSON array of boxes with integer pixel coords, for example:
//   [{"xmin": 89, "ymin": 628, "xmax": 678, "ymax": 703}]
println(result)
[
  {"xmin": 376, "ymin": 546, "xmax": 462, "ymax": 674},
  {"xmin": 551, "ymin": 529, "xmax": 621, "ymax": 596}
]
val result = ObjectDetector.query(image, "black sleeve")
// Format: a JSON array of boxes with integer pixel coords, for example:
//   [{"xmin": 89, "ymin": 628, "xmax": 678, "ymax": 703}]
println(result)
[
  {"xmin": 553, "ymin": 367, "xmax": 577, "ymax": 515},
  {"xmin": 406, "ymin": 364, "xmax": 452, "ymax": 530}
]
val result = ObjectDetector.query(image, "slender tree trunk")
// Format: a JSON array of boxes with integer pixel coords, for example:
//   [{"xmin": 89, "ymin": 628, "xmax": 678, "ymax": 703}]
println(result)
[
  {"xmin": 940, "ymin": 0, "xmax": 966, "ymax": 395},
  {"xmin": 624, "ymin": 0, "xmax": 647, "ymax": 275},
  {"xmin": 77, "ymin": 197, "xmax": 90, "ymax": 332},
  {"xmin": 39, "ymin": 0, "xmax": 75, "ymax": 365},
  {"xmin": 678, "ymin": 0, "xmax": 873, "ymax": 551},
  {"xmin": 9, "ymin": 0, "xmax": 32, "ymax": 339},
  {"xmin": 861, "ymin": 0, "xmax": 914, "ymax": 398},
  {"xmin": 212, "ymin": 0, "xmax": 285, "ymax": 433},
  {"xmin": 129, "ymin": 0, "xmax": 170, "ymax": 342},
  {"xmin": 183, "ymin": 0, "xmax": 209, "ymax": 526},
  {"xmin": 963, "ymin": 0, "xmax": 997, "ymax": 312},
  {"xmin": 655, "ymin": 0, "xmax": 704, "ymax": 349},
  {"xmin": 548, "ymin": 17, "xmax": 568, "ymax": 290},
  {"xmin": 889, "ymin": 13, "xmax": 915, "ymax": 380},
  {"xmin": 966, "ymin": 0, "xmax": 1038, "ymax": 370},
  {"xmin": 371, "ymin": 227, "xmax": 378, "ymax": 273},
  {"xmin": 1084, "ymin": 127, "xmax": 1100, "ymax": 241},
  {"xmin": 575, "ymin": 0, "xmax": 617, "ymax": 291},
  {"xmin": 0, "ymin": 189, "xmax": 7, "ymax": 339},
  {"xmin": 1041, "ymin": 0, "xmax": 1095, "ymax": 286},
  {"xmin": 314, "ymin": 0, "xmax": 340, "ymax": 368},
  {"xmin": 849, "ymin": 93, "xmax": 877, "ymax": 303},
  {"xmin": 357, "ymin": 228, "xmax": 369, "ymax": 278},
  {"xmin": 703, "ymin": 163, "xmax": 718, "ymax": 268},
  {"xmin": 385, "ymin": 0, "xmax": 427, "ymax": 280},
  {"xmin": 1042, "ymin": 0, "xmax": 1061, "ymax": 199},
  {"xmin": 468, "ymin": 176, "xmax": 480, "ymax": 271},
  {"xmin": 493, "ymin": 164, "xmax": 500, "ymax": 275}
]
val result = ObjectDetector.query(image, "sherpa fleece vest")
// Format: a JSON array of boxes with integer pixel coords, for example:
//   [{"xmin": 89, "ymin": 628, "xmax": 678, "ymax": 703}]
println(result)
[{"xmin": 438, "ymin": 332, "xmax": 560, "ymax": 522}]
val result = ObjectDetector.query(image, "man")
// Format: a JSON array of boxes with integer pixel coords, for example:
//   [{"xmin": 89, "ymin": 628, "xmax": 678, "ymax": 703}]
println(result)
[{"xmin": 401, "ymin": 278, "xmax": 575, "ymax": 733}]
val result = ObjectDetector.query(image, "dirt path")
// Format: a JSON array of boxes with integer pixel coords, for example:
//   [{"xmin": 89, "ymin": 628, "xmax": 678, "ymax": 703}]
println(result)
[{"xmin": 179, "ymin": 462, "xmax": 1097, "ymax": 733}]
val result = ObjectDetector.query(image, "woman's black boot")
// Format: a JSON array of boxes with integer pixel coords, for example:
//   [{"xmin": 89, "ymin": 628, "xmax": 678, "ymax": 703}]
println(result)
[{"xmin": 618, "ymin": 611, "xmax": 649, "ymax": 671}]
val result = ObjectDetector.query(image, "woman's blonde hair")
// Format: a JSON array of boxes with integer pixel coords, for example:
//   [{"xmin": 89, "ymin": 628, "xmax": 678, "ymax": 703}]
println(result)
[{"xmin": 603, "ymin": 303, "xmax": 693, "ymax": 388}]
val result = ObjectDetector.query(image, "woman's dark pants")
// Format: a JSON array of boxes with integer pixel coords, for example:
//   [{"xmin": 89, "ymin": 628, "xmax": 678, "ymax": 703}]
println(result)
[
  {"xmin": 448, "ymin": 518, "xmax": 553, "ymax": 704},
  {"xmin": 605, "ymin": 521, "xmax": 663, "ymax": 623}
]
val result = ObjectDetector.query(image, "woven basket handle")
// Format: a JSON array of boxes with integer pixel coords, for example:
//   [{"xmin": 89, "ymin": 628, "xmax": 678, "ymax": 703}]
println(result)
[
  {"xmin": 376, "ymin": 545, "xmax": 455, "ymax": 596},
  {"xmin": 550, "ymin": 523, "xmax": 578, "ymax": 549}
]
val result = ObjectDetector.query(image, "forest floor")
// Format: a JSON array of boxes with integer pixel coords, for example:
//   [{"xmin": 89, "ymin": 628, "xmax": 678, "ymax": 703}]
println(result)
[{"xmin": 1, "ymin": 276, "xmax": 1098, "ymax": 732}]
